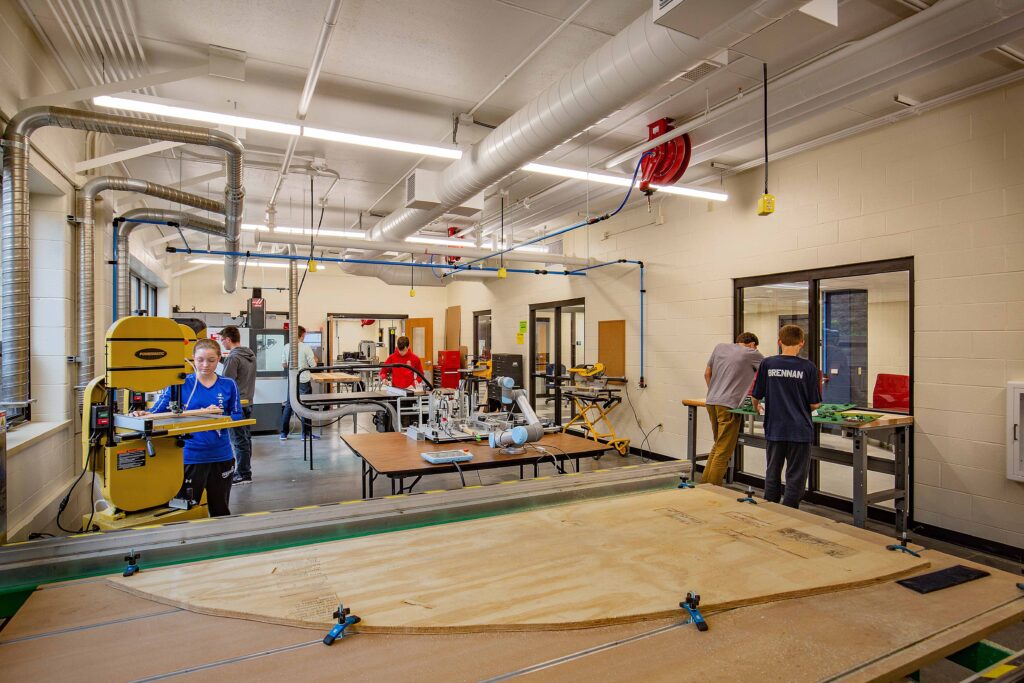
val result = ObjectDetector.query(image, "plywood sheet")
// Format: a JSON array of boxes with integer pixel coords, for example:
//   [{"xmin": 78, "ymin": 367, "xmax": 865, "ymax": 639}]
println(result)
[
  {"xmin": 108, "ymin": 487, "xmax": 927, "ymax": 633},
  {"xmin": 444, "ymin": 305, "xmax": 461, "ymax": 351},
  {"xmin": 598, "ymin": 320, "xmax": 626, "ymax": 378}
]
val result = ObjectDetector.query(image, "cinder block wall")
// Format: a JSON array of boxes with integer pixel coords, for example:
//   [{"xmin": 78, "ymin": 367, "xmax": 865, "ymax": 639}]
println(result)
[{"xmin": 447, "ymin": 83, "xmax": 1024, "ymax": 549}]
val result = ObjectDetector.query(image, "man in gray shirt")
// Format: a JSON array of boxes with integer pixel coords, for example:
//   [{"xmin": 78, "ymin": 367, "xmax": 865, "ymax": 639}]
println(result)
[
  {"xmin": 702, "ymin": 332, "xmax": 763, "ymax": 485},
  {"xmin": 220, "ymin": 326, "xmax": 257, "ymax": 484}
]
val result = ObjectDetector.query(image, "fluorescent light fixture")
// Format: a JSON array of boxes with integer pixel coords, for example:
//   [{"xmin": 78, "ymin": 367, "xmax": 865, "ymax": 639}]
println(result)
[
  {"xmin": 303, "ymin": 126, "xmax": 463, "ymax": 160},
  {"xmin": 274, "ymin": 226, "xmax": 366, "ymax": 239},
  {"xmin": 242, "ymin": 223, "xmax": 270, "ymax": 232},
  {"xmin": 93, "ymin": 96, "xmax": 301, "ymax": 136},
  {"xmin": 522, "ymin": 162, "xmax": 728, "ymax": 201},
  {"xmin": 189, "ymin": 257, "xmax": 292, "ymax": 269}
]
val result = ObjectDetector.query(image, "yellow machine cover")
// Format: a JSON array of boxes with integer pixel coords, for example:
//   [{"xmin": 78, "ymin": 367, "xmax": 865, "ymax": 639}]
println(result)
[{"xmin": 105, "ymin": 317, "xmax": 190, "ymax": 392}]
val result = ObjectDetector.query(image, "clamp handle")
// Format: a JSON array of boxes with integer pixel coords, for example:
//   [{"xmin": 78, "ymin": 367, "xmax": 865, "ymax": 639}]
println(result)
[
  {"xmin": 323, "ymin": 604, "xmax": 361, "ymax": 645},
  {"xmin": 736, "ymin": 486, "xmax": 758, "ymax": 505},
  {"xmin": 123, "ymin": 550, "xmax": 141, "ymax": 577},
  {"xmin": 677, "ymin": 474, "xmax": 694, "ymax": 489},
  {"xmin": 680, "ymin": 591, "xmax": 708, "ymax": 632}
]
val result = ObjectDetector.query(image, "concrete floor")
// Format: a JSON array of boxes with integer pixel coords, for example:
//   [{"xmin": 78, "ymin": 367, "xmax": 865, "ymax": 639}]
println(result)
[
  {"xmin": 229, "ymin": 417, "xmax": 1022, "ymax": 681},
  {"xmin": 231, "ymin": 414, "xmax": 654, "ymax": 513}
]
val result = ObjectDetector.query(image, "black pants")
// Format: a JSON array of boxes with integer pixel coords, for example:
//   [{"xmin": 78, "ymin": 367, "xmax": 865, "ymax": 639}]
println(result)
[
  {"xmin": 764, "ymin": 441, "xmax": 811, "ymax": 509},
  {"xmin": 229, "ymin": 406, "xmax": 253, "ymax": 478},
  {"xmin": 179, "ymin": 460, "xmax": 234, "ymax": 517}
]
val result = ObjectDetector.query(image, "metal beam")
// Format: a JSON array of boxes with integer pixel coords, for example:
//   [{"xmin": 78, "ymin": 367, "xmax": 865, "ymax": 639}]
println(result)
[
  {"xmin": 74, "ymin": 141, "xmax": 185, "ymax": 173},
  {"xmin": 19, "ymin": 64, "xmax": 209, "ymax": 109}
]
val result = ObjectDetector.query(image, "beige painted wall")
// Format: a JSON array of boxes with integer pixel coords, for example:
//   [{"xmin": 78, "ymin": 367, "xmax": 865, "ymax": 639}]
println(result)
[{"xmin": 446, "ymin": 82, "xmax": 1024, "ymax": 549}]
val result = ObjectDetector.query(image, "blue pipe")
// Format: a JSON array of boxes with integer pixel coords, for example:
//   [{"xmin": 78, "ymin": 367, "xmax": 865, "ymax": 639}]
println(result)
[
  {"xmin": 564, "ymin": 258, "xmax": 642, "ymax": 275},
  {"xmin": 165, "ymin": 247, "xmax": 588, "ymax": 277},
  {"xmin": 445, "ymin": 153, "xmax": 651, "ymax": 276}
]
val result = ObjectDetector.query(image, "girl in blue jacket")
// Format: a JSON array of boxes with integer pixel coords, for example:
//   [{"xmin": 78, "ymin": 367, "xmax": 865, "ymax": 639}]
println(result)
[{"xmin": 141, "ymin": 338, "xmax": 243, "ymax": 516}]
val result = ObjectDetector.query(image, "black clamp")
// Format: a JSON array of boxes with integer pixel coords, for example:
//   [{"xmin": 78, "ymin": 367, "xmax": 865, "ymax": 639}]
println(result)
[
  {"xmin": 736, "ymin": 486, "xmax": 758, "ymax": 504},
  {"xmin": 123, "ymin": 550, "xmax": 141, "ymax": 577},
  {"xmin": 680, "ymin": 592, "xmax": 708, "ymax": 632},
  {"xmin": 323, "ymin": 604, "xmax": 361, "ymax": 645},
  {"xmin": 885, "ymin": 531, "xmax": 921, "ymax": 558},
  {"xmin": 677, "ymin": 474, "xmax": 694, "ymax": 489}
]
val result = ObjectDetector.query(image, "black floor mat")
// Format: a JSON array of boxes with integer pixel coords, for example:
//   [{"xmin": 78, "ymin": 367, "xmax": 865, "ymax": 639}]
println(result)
[{"xmin": 897, "ymin": 564, "xmax": 991, "ymax": 594}]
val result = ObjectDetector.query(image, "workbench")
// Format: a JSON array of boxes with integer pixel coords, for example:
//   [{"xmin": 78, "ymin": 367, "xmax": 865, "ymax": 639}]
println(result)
[
  {"xmin": 1, "ymin": 483, "xmax": 1021, "ymax": 682},
  {"xmin": 343, "ymin": 431, "xmax": 610, "ymax": 497},
  {"xmin": 682, "ymin": 398, "xmax": 913, "ymax": 530}
]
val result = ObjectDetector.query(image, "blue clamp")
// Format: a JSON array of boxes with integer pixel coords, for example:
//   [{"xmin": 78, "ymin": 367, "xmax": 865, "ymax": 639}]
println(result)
[
  {"xmin": 323, "ymin": 604, "xmax": 361, "ymax": 645},
  {"xmin": 123, "ymin": 550, "xmax": 141, "ymax": 577},
  {"xmin": 736, "ymin": 486, "xmax": 758, "ymax": 505},
  {"xmin": 680, "ymin": 592, "xmax": 708, "ymax": 632},
  {"xmin": 885, "ymin": 532, "xmax": 921, "ymax": 558},
  {"xmin": 677, "ymin": 474, "xmax": 694, "ymax": 489}
]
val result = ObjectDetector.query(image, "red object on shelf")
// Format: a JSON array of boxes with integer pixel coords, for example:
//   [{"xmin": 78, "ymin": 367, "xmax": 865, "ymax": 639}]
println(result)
[
  {"xmin": 437, "ymin": 350, "xmax": 461, "ymax": 389},
  {"xmin": 360, "ymin": 319, "xmax": 375, "ymax": 327},
  {"xmin": 639, "ymin": 117, "xmax": 691, "ymax": 194},
  {"xmin": 873, "ymin": 374, "xmax": 910, "ymax": 411}
]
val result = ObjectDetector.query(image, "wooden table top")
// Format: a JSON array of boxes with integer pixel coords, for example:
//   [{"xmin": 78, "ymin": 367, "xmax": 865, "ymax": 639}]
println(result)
[
  {"xmin": 310, "ymin": 371, "xmax": 361, "ymax": 383},
  {"xmin": 681, "ymin": 397, "xmax": 914, "ymax": 429},
  {"xmin": 341, "ymin": 431, "xmax": 611, "ymax": 476}
]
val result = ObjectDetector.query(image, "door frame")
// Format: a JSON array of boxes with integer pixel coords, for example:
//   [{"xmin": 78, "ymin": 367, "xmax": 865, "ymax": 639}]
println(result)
[{"xmin": 528, "ymin": 297, "xmax": 585, "ymax": 424}]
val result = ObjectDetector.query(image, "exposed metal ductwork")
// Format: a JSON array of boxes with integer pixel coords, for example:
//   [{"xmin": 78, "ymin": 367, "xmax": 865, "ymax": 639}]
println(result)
[
  {"xmin": 256, "ymin": 230, "xmax": 590, "ymax": 267},
  {"xmin": 1, "ymin": 106, "xmax": 245, "ymax": 412},
  {"xmin": 608, "ymin": 0, "xmax": 1024, "ymax": 168},
  {"xmin": 115, "ymin": 208, "xmax": 227, "ymax": 321},
  {"xmin": 341, "ymin": 1, "xmax": 805, "ymax": 279},
  {"xmin": 79, "ymin": 177, "xmax": 224, "ymax": 399}
]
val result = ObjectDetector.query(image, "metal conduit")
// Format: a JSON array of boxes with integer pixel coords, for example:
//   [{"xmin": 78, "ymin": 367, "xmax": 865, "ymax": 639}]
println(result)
[{"xmin": 0, "ymin": 106, "xmax": 245, "ymax": 412}]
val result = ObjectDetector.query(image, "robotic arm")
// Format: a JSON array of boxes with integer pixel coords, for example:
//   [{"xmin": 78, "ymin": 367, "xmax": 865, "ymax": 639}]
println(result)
[{"xmin": 488, "ymin": 376, "xmax": 544, "ymax": 453}]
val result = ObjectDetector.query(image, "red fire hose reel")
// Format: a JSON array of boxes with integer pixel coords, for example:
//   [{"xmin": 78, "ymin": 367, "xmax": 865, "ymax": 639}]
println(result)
[
  {"xmin": 639, "ymin": 117, "xmax": 691, "ymax": 194},
  {"xmin": 445, "ymin": 226, "xmax": 463, "ymax": 265}
]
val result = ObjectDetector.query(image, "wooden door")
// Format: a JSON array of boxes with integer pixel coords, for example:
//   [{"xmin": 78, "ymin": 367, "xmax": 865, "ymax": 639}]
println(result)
[
  {"xmin": 405, "ymin": 317, "xmax": 434, "ymax": 371},
  {"xmin": 598, "ymin": 320, "xmax": 626, "ymax": 378}
]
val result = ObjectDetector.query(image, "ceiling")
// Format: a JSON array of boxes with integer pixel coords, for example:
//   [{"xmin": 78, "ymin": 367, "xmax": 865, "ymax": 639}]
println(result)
[{"xmin": 15, "ymin": 0, "xmax": 1024, "ymax": 273}]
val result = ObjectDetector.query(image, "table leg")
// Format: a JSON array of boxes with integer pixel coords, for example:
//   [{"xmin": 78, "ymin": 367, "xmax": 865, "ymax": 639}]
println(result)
[
  {"xmin": 852, "ymin": 432, "xmax": 867, "ymax": 528},
  {"xmin": 353, "ymin": 413, "xmax": 358, "ymax": 434},
  {"xmin": 533, "ymin": 462, "xmax": 539, "ymax": 478},
  {"xmin": 894, "ymin": 426, "xmax": 909, "ymax": 536},
  {"xmin": 361, "ymin": 458, "xmax": 367, "ymax": 499},
  {"xmin": 687, "ymin": 405, "xmax": 697, "ymax": 477},
  {"xmin": 519, "ymin": 464, "xmax": 524, "ymax": 479}
]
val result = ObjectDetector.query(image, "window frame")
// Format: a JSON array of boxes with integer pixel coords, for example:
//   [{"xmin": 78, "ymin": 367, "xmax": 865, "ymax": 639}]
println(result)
[{"xmin": 732, "ymin": 257, "xmax": 914, "ymax": 524}]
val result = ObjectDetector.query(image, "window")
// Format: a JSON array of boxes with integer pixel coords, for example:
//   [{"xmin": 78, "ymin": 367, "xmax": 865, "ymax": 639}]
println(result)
[
  {"xmin": 129, "ymin": 272, "xmax": 158, "ymax": 316},
  {"xmin": 733, "ymin": 258, "xmax": 912, "ymax": 511}
]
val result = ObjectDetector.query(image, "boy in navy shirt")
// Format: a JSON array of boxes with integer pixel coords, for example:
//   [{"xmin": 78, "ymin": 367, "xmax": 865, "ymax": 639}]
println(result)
[
  {"xmin": 750, "ymin": 325, "xmax": 821, "ymax": 508},
  {"xmin": 137, "ymin": 338, "xmax": 243, "ymax": 516}
]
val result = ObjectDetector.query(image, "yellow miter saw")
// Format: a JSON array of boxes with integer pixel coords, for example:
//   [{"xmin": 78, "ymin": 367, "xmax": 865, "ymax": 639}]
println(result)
[
  {"xmin": 77, "ymin": 316, "xmax": 254, "ymax": 531},
  {"xmin": 562, "ymin": 363, "xmax": 630, "ymax": 456}
]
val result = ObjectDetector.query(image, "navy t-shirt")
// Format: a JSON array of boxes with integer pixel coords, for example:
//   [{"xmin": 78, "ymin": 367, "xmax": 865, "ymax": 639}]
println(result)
[{"xmin": 751, "ymin": 355, "xmax": 822, "ymax": 443}]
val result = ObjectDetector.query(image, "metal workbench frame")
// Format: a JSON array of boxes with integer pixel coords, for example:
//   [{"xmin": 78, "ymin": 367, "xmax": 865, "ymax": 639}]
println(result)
[{"xmin": 684, "ymin": 403, "xmax": 911, "ymax": 533}]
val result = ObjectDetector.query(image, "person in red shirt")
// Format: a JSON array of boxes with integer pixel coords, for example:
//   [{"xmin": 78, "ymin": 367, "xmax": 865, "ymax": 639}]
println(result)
[{"xmin": 380, "ymin": 336, "xmax": 424, "ymax": 389}]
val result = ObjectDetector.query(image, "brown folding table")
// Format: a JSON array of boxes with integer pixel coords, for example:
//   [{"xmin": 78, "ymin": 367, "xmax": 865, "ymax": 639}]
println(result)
[{"xmin": 342, "ymin": 431, "xmax": 611, "ymax": 497}]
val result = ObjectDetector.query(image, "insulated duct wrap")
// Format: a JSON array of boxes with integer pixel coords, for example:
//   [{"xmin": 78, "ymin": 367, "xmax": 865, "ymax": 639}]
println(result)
[
  {"xmin": 0, "ymin": 106, "xmax": 245, "ymax": 412},
  {"xmin": 347, "ymin": 0, "xmax": 804, "ymax": 278}
]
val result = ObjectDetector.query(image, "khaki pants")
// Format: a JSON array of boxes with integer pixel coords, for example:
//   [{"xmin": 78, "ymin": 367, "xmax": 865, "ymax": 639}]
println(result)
[{"xmin": 702, "ymin": 405, "xmax": 741, "ymax": 485}]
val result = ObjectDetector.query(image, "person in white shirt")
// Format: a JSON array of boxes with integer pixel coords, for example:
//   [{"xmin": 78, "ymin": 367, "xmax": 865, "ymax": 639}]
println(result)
[{"xmin": 279, "ymin": 325, "xmax": 319, "ymax": 440}]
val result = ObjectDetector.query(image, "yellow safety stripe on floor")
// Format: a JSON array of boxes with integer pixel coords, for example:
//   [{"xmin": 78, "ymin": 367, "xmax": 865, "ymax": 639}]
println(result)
[{"xmin": 984, "ymin": 664, "xmax": 1017, "ymax": 678}]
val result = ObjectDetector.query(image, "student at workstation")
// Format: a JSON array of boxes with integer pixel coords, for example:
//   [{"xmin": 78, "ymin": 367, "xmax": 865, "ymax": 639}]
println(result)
[
  {"xmin": 134, "ymin": 338, "xmax": 243, "ymax": 517},
  {"xmin": 219, "ymin": 326, "xmax": 256, "ymax": 485},
  {"xmin": 380, "ymin": 335, "xmax": 424, "ymax": 390},
  {"xmin": 750, "ymin": 325, "xmax": 822, "ymax": 508},
  {"xmin": 703, "ymin": 332, "xmax": 763, "ymax": 485},
  {"xmin": 280, "ymin": 325, "xmax": 318, "ymax": 441}
]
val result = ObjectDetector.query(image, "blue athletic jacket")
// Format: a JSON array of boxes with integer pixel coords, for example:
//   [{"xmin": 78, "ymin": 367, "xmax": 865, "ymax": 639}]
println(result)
[{"xmin": 150, "ymin": 374, "xmax": 243, "ymax": 464}]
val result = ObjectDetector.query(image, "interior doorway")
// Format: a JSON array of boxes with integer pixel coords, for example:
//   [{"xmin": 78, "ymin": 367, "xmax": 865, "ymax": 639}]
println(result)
[{"xmin": 529, "ymin": 297, "xmax": 585, "ymax": 425}]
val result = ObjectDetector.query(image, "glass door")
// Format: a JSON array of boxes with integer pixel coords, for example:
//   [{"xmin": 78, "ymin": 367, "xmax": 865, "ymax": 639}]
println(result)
[{"xmin": 529, "ymin": 298, "xmax": 585, "ymax": 425}]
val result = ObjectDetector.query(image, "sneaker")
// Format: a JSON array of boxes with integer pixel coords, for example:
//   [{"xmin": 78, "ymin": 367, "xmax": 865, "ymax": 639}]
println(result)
[
  {"xmin": 279, "ymin": 434, "xmax": 288, "ymax": 441},
  {"xmin": 232, "ymin": 473, "xmax": 252, "ymax": 485},
  {"xmin": 311, "ymin": 433, "xmax": 321, "ymax": 440}
]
